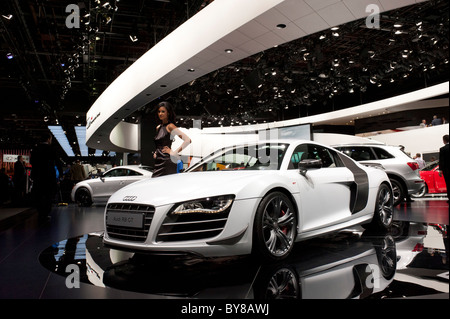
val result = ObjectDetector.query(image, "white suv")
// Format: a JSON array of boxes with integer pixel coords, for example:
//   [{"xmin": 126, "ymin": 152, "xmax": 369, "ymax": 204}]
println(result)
[{"xmin": 333, "ymin": 144, "xmax": 424, "ymax": 206}]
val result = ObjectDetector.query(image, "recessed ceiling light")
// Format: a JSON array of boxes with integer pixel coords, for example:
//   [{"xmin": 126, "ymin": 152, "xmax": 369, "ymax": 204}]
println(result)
[
  {"xmin": 276, "ymin": 24, "xmax": 286, "ymax": 29},
  {"xmin": 188, "ymin": 68, "xmax": 195, "ymax": 72},
  {"xmin": 224, "ymin": 49, "xmax": 233, "ymax": 53}
]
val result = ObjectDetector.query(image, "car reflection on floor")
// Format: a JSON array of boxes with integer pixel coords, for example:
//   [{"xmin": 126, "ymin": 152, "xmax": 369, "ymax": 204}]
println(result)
[{"xmin": 40, "ymin": 226, "xmax": 412, "ymax": 299}]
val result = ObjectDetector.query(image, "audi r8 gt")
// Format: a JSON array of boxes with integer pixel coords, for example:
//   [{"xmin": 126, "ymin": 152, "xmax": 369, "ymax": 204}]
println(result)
[
  {"xmin": 103, "ymin": 140, "xmax": 394, "ymax": 261},
  {"xmin": 72, "ymin": 165, "xmax": 153, "ymax": 206}
]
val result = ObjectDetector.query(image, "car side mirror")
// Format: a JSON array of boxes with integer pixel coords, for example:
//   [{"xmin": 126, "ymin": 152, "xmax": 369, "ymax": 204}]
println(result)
[{"xmin": 298, "ymin": 159, "xmax": 322, "ymax": 176}]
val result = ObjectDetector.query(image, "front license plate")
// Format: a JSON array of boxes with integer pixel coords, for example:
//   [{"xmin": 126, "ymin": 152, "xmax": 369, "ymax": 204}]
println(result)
[{"xmin": 107, "ymin": 212, "xmax": 144, "ymax": 229}]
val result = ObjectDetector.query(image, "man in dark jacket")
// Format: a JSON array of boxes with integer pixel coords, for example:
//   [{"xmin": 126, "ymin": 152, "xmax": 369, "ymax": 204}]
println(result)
[
  {"xmin": 13, "ymin": 155, "xmax": 26, "ymax": 205},
  {"xmin": 438, "ymin": 134, "xmax": 449, "ymax": 203},
  {"xmin": 30, "ymin": 132, "xmax": 57, "ymax": 221}
]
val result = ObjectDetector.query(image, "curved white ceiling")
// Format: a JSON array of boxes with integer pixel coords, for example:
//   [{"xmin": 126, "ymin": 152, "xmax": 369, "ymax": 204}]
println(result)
[{"xmin": 86, "ymin": 0, "xmax": 429, "ymax": 152}]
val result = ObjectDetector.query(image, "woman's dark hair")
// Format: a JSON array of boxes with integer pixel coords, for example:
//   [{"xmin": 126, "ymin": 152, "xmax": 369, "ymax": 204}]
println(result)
[{"xmin": 155, "ymin": 101, "xmax": 176, "ymax": 124}]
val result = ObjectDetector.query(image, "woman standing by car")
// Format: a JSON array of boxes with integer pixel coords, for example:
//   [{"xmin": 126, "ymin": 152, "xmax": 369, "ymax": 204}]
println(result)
[{"xmin": 152, "ymin": 101, "xmax": 191, "ymax": 177}]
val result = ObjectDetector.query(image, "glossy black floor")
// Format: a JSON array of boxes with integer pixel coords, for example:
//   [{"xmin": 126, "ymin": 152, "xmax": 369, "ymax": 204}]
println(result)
[{"xmin": 0, "ymin": 197, "xmax": 448, "ymax": 300}]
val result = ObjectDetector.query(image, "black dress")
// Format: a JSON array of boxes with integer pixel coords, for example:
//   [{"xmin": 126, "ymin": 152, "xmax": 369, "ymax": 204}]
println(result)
[{"xmin": 153, "ymin": 123, "xmax": 177, "ymax": 177}]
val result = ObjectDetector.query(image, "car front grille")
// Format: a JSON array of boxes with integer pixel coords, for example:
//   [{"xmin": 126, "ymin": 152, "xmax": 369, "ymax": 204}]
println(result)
[
  {"xmin": 105, "ymin": 203, "xmax": 155, "ymax": 242},
  {"xmin": 156, "ymin": 211, "xmax": 230, "ymax": 242}
]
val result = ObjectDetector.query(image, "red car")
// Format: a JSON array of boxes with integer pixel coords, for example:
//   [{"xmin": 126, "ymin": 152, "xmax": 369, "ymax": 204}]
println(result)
[{"xmin": 412, "ymin": 161, "xmax": 447, "ymax": 197}]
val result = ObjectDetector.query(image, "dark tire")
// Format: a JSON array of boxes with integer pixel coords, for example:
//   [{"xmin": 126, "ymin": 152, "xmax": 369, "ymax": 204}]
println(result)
[
  {"xmin": 390, "ymin": 178, "xmax": 404, "ymax": 206},
  {"xmin": 253, "ymin": 192, "xmax": 297, "ymax": 262},
  {"xmin": 366, "ymin": 183, "xmax": 394, "ymax": 231},
  {"xmin": 75, "ymin": 187, "xmax": 92, "ymax": 207}
]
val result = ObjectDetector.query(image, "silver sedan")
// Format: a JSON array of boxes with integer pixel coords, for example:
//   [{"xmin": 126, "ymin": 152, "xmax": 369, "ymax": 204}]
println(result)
[{"xmin": 71, "ymin": 165, "xmax": 153, "ymax": 206}]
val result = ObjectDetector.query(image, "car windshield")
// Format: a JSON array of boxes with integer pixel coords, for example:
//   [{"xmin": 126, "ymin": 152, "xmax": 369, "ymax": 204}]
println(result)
[{"xmin": 188, "ymin": 143, "xmax": 289, "ymax": 172}]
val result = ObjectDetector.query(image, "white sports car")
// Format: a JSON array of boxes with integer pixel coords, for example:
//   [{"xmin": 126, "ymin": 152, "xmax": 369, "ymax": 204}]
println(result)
[
  {"xmin": 72, "ymin": 165, "xmax": 153, "ymax": 206},
  {"xmin": 103, "ymin": 140, "xmax": 394, "ymax": 261}
]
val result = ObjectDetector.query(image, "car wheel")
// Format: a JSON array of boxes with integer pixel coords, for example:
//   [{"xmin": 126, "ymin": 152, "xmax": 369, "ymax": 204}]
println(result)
[
  {"xmin": 75, "ymin": 188, "xmax": 92, "ymax": 207},
  {"xmin": 411, "ymin": 184, "xmax": 427, "ymax": 198},
  {"xmin": 390, "ymin": 179, "xmax": 404, "ymax": 206},
  {"xmin": 253, "ymin": 192, "xmax": 297, "ymax": 262},
  {"xmin": 253, "ymin": 266, "xmax": 300, "ymax": 299},
  {"xmin": 366, "ymin": 183, "xmax": 394, "ymax": 231}
]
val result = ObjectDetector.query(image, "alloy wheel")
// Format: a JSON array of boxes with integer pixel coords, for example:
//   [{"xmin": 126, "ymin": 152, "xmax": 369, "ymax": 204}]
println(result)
[
  {"xmin": 377, "ymin": 185, "xmax": 393, "ymax": 227},
  {"xmin": 261, "ymin": 195, "xmax": 296, "ymax": 257}
]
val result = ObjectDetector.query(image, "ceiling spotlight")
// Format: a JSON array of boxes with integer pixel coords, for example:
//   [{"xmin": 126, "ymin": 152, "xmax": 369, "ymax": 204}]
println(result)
[
  {"xmin": 2, "ymin": 14, "xmax": 13, "ymax": 20},
  {"xmin": 276, "ymin": 24, "xmax": 286, "ymax": 29},
  {"xmin": 224, "ymin": 49, "xmax": 233, "ymax": 53},
  {"xmin": 393, "ymin": 21, "xmax": 403, "ymax": 28},
  {"xmin": 6, "ymin": 52, "xmax": 13, "ymax": 60},
  {"xmin": 129, "ymin": 35, "xmax": 138, "ymax": 42},
  {"xmin": 188, "ymin": 68, "xmax": 195, "ymax": 72}
]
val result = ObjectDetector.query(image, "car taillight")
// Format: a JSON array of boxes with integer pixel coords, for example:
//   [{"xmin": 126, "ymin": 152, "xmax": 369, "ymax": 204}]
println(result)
[
  {"xmin": 407, "ymin": 162, "xmax": 419, "ymax": 171},
  {"xmin": 412, "ymin": 243, "xmax": 424, "ymax": 252}
]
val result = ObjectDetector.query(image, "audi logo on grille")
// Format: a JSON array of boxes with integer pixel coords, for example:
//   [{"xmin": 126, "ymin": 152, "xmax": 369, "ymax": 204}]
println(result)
[{"xmin": 123, "ymin": 196, "xmax": 137, "ymax": 201}]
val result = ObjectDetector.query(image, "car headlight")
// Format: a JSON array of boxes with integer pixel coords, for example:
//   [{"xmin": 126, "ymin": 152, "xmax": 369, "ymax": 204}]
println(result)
[{"xmin": 171, "ymin": 195, "xmax": 235, "ymax": 214}]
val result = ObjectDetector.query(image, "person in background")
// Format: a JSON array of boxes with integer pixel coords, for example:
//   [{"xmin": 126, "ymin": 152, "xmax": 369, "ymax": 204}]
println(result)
[
  {"xmin": 419, "ymin": 119, "xmax": 427, "ymax": 127},
  {"xmin": 0, "ymin": 168, "xmax": 10, "ymax": 205},
  {"xmin": 438, "ymin": 134, "xmax": 449, "ymax": 203},
  {"xmin": 414, "ymin": 153, "xmax": 426, "ymax": 169},
  {"xmin": 431, "ymin": 115, "xmax": 442, "ymax": 126},
  {"xmin": 30, "ymin": 132, "xmax": 57, "ymax": 222},
  {"xmin": 13, "ymin": 155, "xmax": 26, "ymax": 205},
  {"xmin": 69, "ymin": 159, "xmax": 87, "ymax": 186}
]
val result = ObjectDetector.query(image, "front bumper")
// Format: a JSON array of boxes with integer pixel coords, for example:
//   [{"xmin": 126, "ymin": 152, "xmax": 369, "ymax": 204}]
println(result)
[{"xmin": 103, "ymin": 198, "xmax": 260, "ymax": 258}]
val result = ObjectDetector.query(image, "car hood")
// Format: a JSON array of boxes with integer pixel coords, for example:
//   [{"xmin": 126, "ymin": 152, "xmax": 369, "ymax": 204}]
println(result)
[{"xmin": 108, "ymin": 170, "xmax": 275, "ymax": 206}]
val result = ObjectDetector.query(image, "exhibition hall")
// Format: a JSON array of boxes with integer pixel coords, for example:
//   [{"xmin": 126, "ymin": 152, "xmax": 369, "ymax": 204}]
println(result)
[{"xmin": 0, "ymin": 0, "xmax": 448, "ymax": 304}]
